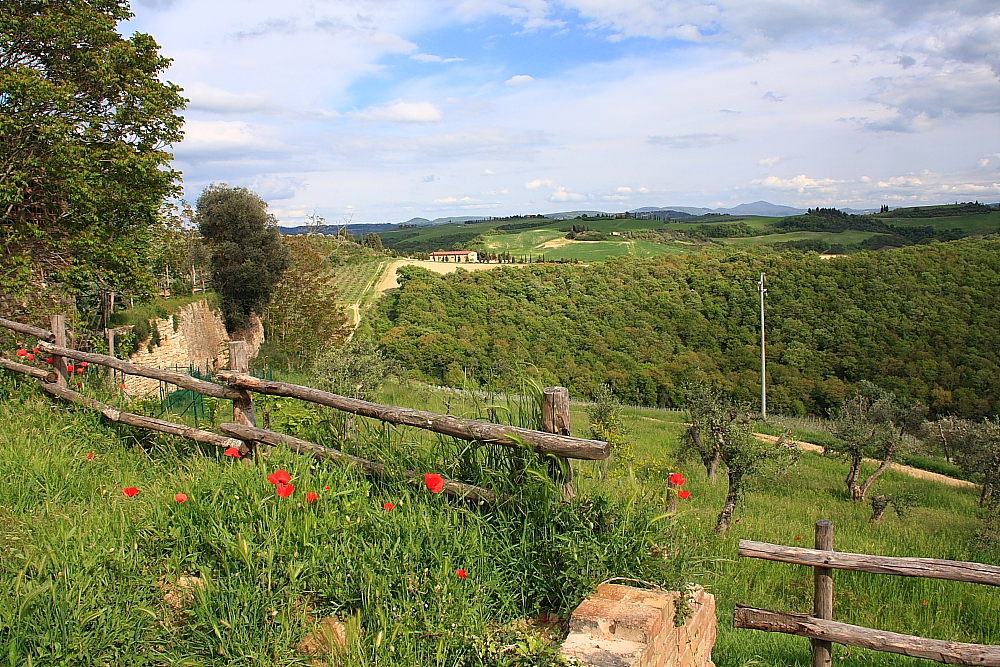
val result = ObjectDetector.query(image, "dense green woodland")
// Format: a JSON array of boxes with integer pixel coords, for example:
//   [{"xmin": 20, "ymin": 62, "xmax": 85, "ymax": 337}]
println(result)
[{"xmin": 372, "ymin": 238, "xmax": 1000, "ymax": 418}]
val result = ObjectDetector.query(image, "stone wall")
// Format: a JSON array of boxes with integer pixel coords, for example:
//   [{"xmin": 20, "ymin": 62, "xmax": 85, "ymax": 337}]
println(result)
[
  {"xmin": 561, "ymin": 584, "xmax": 716, "ymax": 667},
  {"xmin": 122, "ymin": 300, "xmax": 230, "ymax": 397}
]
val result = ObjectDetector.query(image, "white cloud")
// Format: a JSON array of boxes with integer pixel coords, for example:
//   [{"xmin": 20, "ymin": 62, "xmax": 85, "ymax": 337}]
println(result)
[
  {"xmin": 251, "ymin": 174, "xmax": 306, "ymax": 200},
  {"xmin": 526, "ymin": 178, "xmax": 555, "ymax": 189},
  {"xmin": 647, "ymin": 133, "xmax": 735, "ymax": 149},
  {"xmin": 758, "ymin": 157, "xmax": 782, "ymax": 167},
  {"xmin": 617, "ymin": 186, "xmax": 633, "ymax": 193},
  {"xmin": 548, "ymin": 186, "xmax": 586, "ymax": 202},
  {"xmin": 863, "ymin": 67, "xmax": 1000, "ymax": 132},
  {"xmin": 754, "ymin": 174, "xmax": 844, "ymax": 194},
  {"xmin": 174, "ymin": 120, "xmax": 293, "ymax": 161},
  {"xmin": 434, "ymin": 196, "xmax": 458, "ymax": 203},
  {"xmin": 412, "ymin": 53, "xmax": 464, "ymax": 63},
  {"xmin": 505, "ymin": 74, "xmax": 535, "ymax": 86},
  {"xmin": 350, "ymin": 101, "xmax": 444, "ymax": 123}
]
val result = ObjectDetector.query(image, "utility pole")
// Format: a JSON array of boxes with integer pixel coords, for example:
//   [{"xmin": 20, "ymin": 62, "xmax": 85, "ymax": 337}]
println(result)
[{"xmin": 759, "ymin": 272, "xmax": 767, "ymax": 419}]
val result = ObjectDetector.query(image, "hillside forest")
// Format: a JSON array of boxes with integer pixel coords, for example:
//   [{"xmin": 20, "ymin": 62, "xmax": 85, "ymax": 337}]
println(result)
[{"xmin": 372, "ymin": 238, "xmax": 1000, "ymax": 419}]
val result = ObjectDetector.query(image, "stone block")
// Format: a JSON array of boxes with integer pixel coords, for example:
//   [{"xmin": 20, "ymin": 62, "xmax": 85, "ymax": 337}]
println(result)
[
  {"xmin": 570, "ymin": 598, "xmax": 663, "ymax": 645},
  {"xmin": 561, "ymin": 633, "xmax": 645, "ymax": 667}
]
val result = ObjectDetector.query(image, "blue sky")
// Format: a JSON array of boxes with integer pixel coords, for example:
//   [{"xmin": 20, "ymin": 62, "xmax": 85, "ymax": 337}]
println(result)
[{"xmin": 125, "ymin": 0, "xmax": 1000, "ymax": 225}]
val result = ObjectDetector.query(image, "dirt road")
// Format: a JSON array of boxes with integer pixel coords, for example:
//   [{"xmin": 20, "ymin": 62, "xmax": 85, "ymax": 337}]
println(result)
[{"xmin": 755, "ymin": 433, "xmax": 975, "ymax": 488}]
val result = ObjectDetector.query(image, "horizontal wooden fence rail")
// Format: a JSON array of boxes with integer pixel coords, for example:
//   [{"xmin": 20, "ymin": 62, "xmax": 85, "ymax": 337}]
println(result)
[
  {"xmin": 0, "ymin": 356, "xmax": 58, "ymax": 383},
  {"xmin": 216, "ymin": 370, "xmax": 610, "ymax": 460},
  {"xmin": 34, "ymin": 341, "xmax": 243, "ymax": 400},
  {"xmin": 739, "ymin": 540, "xmax": 1000, "ymax": 587},
  {"xmin": 736, "ymin": 521, "xmax": 1000, "ymax": 667},
  {"xmin": 41, "ymin": 383, "xmax": 249, "ymax": 452},
  {"xmin": 734, "ymin": 606, "xmax": 1000, "ymax": 667},
  {"xmin": 220, "ymin": 423, "xmax": 496, "ymax": 503},
  {"xmin": 0, "ymin": 316, "xmax": 56, "ymax": 342}
]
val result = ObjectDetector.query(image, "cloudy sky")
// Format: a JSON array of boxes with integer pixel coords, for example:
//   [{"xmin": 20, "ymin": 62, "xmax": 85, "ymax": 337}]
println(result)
[{"xmin": 124, "ymin": 0, "xmax": 1000, "ymax": 225}]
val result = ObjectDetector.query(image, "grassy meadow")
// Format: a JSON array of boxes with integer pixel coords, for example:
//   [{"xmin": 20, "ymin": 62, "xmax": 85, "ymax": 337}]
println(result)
[{"xmin": 1, "ymin": 368, "xmax": 997, "ymax": 666}]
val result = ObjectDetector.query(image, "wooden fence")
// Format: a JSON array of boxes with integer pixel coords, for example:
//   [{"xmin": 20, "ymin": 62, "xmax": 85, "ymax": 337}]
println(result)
[
  {"xmin": 0, "ymin": 316, "xmax": 609, "ymax": 503},
  {"xmin": 734, "ymin": 520, "xmax": 1000, "ymax": 667}
]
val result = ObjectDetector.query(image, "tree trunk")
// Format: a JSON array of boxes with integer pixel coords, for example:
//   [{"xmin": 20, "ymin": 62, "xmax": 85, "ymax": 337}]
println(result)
[
  {"xmin": 846, "ymin": 456, "xmax": 863, "ymax": 501},
  {"xmin": 716, "ymin": 473, "xmax": 742, "ymax": 535},
  {"xmin": 937, "ymin": 422, "xmax": 952, "ymax": 463},
  {"xmin": 708, "ymin": 449, "xmax": 722, "ymax": 485},
  {"xmin": 857, "ymin": 443, "xmax": 898, "ymax": 502},
  {"xmin": 870, "ymin": 495, "xmax": 889, "ymax": 525},
  {"xmin": 982, "ymin": 483, "xmax": 994, "ymax": 508}
]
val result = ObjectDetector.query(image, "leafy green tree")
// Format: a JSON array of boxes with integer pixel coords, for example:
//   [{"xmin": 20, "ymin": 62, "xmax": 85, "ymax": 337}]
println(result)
[
  {"xmin": 0, "ymin": 0, "xmax": 185, "ymax": 319},
  {"xmin": 264, "ymin": 234, "xmax": 349, "ymax": 365},
  {"xmin": 312, "ymin": 335, "xmax": 401, "ymax": 401},
  {"xmin": 196, "ymin": 184, "xmax": 291, "ymax": 333},
  {"xmin": 683, "ymin": 383, "xmax": 798, "ymax": 534},
  {"xmin": 829, "ymin": 382, "xmax": 926, "ymax": 501},
  {"xmin": 683, "ymin": 383, "xmax": 726, "ymax": 484}
]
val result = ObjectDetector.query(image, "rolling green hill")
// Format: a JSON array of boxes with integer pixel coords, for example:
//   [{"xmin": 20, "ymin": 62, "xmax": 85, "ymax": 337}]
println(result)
[
  {"xmin": 372, "ymin": 237, "xmax": 1000, "ymax": 419},
  {"xmin": 374, "ymin": 204, "xmax": 999, "ymax": 261}
]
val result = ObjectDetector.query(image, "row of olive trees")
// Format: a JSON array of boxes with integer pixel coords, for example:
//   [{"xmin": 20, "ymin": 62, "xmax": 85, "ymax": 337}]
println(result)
[{"xmin": 684, "ymin": 378, "xmax": 999, "ymax": 536}]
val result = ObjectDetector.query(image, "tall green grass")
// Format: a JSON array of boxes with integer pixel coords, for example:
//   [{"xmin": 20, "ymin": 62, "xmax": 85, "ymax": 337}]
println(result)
[{"xmin": 0, "ymin": 371, "xmax": 682, "ymax": 666}]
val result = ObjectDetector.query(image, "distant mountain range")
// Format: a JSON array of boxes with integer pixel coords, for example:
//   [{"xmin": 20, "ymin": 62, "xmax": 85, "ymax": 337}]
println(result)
[{"xmin": 280, "ymin": 201, "xmax": 888, "ymax": 234}]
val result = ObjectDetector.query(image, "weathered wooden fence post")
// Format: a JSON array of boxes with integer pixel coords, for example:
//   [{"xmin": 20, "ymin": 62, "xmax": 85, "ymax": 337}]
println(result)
[
  {"xmin": 542, "ymin": 386, "xmax": 574, "ymax": 499},
  {"xmin": 812, "ymin": 519, "xmax": 835, "ymax": 667},
  {"xmin": 229, "ymin": 341, "xmax": 257, "ymax": 459},
  {"xmin": 51, "ymin": 314, "xmax": 68, "ymax": 386}
]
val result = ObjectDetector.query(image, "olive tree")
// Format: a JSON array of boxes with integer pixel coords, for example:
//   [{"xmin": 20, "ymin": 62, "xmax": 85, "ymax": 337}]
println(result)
[
  {"xmin": 684, "ymin": 384, "xmax": 799, "ymax": 534},
  {"xmin": 828, "ymin": 382, "xmax": 925, "ymax": 502},
  {"xmin": 196, "ymin": 185, "xmax": 291, "ymax": 333}
]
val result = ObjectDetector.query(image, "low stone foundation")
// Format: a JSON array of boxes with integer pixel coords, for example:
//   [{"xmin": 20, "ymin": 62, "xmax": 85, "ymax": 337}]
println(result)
[{"xmin": 561, "ymin": 584, "xmax": 716, "ymax": 667}]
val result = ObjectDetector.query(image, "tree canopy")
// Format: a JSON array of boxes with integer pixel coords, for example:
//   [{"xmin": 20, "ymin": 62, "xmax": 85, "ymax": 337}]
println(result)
[
  {"xmin": 372, "ymin": 238, "xmax": 1000, "ymax": 419},
  {"xmin": 196, "ymin": 184, "xmax": 291, "ymax": 333},
  {"xmin": 0, "ymin": 0, "xmax": 185, "ymax": 318}
]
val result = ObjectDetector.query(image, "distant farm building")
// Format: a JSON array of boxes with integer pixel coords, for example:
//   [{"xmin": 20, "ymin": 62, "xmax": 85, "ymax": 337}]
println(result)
[{"xmin": 430, "ymin": 250, "xmax": 478, "ymax": 263}]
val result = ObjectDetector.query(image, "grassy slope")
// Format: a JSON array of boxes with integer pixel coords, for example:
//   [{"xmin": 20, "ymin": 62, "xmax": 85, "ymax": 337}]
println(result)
[
  {"xmin": 0, "ymin": 374, "xmax": 671, "ymax": 666},
  {"xmin": 379, "ymin": 383, "xmax": 1000, "ymax": 666}
]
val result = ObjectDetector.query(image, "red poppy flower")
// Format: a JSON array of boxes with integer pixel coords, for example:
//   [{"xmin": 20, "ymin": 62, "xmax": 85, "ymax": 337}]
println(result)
[
  {"xmin": 123, "ymin": 487, "xmax": 139, "ymax": 497},
  {"xmin": 16, "ymin": 349, "xmax": 26, "ymax": 357},
  {"xmin": 424, "ymin": 473, "xmax": 445, "ymax": 494},
  {"xmin": 669, "ymin": 472, "xmax": 686, "ymax": 486},
  {"xmin": 275, "ymin": 482, "xmax": 294, "ymax": 498},
  {"xmin": 456, "ymin": 569, "xmax": 468, "ymax": 579},
  {"xmin": 306, "ymin": 491, "xmax": 318, "ymax": 503},
  {"xmin": 76, "ymin": 366, "xmax": 84, "ymax": 373},
  {"xmin": 66, "ymin": 364, "xmax": 74, "ymax": 372},
  {"xmin": 46, "ymin": 357, "xmax": 54, "ymax": 364},
  {"xmin": 86, "ymin": 452, "xmax": 95, "ymax": 461},
  {"xmin": 120, "ymin": 383, "xmax": 126, "ymax": 389},
  {"xmin": 796, "ymin": 536, "xmax": 802, "ymax": 540},
  {"xmin": 324, "ymin": 486, "xmax": 331, "ymax": 491},
  {"xmin": 223, "ymin": 447, "xmax": 241, "ymax": 458},
  {"xmin": 922, "ymin": 600, "xmax": 928, "ymax": 605},
  {"xmin": 678, "ymin": 490, "xmax": 691, "ymax": 499},
  {"xmin": 175, "ymin": 493, "xmax": 188, "ymax": 503},
  {"xmin": 33, "ymin": 348, "xmax": 39, "ymax": 354},
  {"xmin": 267, "ymin": 469, "xmax": 291, "ymax": 485},
  {"xmin": 80, "ymin": 362, "xmax": 88, "ymax": 369},
  {"xmin": 383, "ymin": 502, "xmax": 395, "ymax": 511},
  {"xmin": 27, "ymin": 354, "xmax": 35, "ymax": 361}
]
